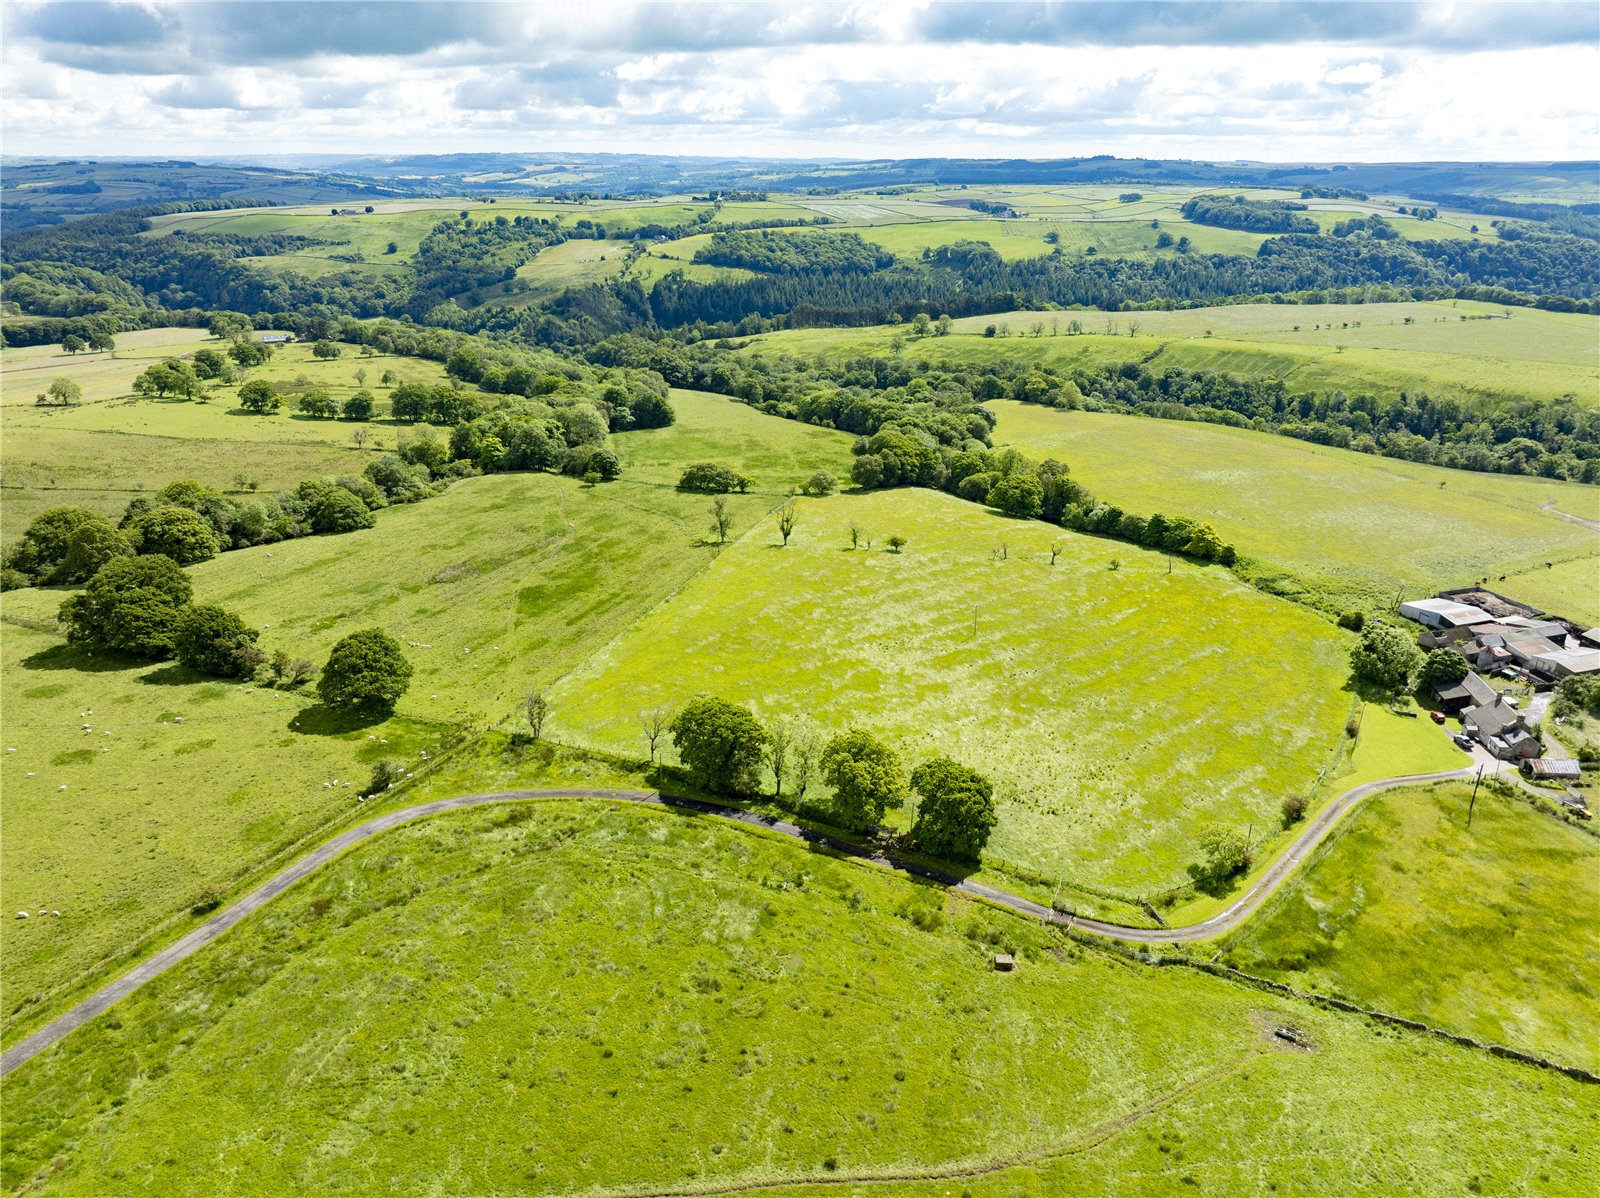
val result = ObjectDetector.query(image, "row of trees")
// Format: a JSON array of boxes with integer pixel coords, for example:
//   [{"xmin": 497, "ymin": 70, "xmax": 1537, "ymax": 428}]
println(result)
[{"xmin": 666, "ymin": 697, "xmax": 998, "ymax": 861}]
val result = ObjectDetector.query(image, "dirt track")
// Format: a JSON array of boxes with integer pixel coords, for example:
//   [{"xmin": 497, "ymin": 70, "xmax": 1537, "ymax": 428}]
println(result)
[{"xmin": 0, "ymin": 768, "xmax": 1474, "ymax": 1077}]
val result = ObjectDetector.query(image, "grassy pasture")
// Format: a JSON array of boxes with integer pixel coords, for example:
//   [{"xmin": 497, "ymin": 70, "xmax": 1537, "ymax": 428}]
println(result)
[
  {"xmin": 984, "ymin": 401, "xmax": 1600, "ymax": 614},
  {"xmin": 611, "ymin": 388, "xmax": 857, "ymax": 488},
  {"xmin": 0, "ymin": 614, "xmax": 442, "ymax": 1042},
  {"xmin": 1226, "ymin": 782, "xmax": 1600, "ymax": 1072},
  {"xmin": 754, "ymin": 299, "xmax": 1600, "ymax": 407},
  {"xmin": 1495, "ymin": 556, "xmax": 1600, "ymax": 627},
  {"xmin": 548, "ymin": 487, "xmax": 1353, "ymax": 890},
  {"xmin": 0, "ymin": 474, "xmax": 745, "ymax": 1038},
  {"xmin": 1, "ymin": 341, "xmax": 468, "ymax": 539},
  {"xmin": 1, "ymin": 394, "xmax": 851, "ymax": 1035},
  {"xmin": 3, "ymin": 800, "xmax": 1592, "ymax": 1197},
  {"xmin": 1, "ymin": 328, "xmax": 216, "ymax": 407}
]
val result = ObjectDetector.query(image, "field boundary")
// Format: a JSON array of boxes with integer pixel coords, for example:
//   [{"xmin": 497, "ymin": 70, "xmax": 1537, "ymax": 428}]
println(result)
[{"xmin": 1149, "ymin": 958, "xmax": 1599, "ymax": 1086}]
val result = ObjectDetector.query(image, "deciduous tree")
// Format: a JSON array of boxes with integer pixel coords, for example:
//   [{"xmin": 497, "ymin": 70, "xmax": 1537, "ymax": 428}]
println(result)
[
  {"xmin": 669, "ymin": 697, "xmax": 767, "ymax": 794},
  {"xmin": 59, "ymin": 553, "xmax": 193, "ymax": 658},
  {"xmin": 174, "ymin": 605, "xmax": 261, "ymax": 677},
  {"xmin": 317, "ymin": 628, "xmax": 412, "ymax": 712},
  {"xmin": 910, "ymin": 758, "xmax": 997, "ymax": 860},
  {"xmin": 126, "ymin": 505, "xmax": 222, "ymax": 565},
  {"xmin": 821, "ymin": 729, "xmax": 906, "ymax": 831},
  {"xmin": 1349, "ymin": 622, "xmax": 1423, "ymax": 693}
]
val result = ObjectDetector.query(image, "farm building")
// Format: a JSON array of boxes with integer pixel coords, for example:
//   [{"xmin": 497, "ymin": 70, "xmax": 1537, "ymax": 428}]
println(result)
[
  {"xmin": 1521, "ymin": 758, "xmax": 1582, "ymax": 782},
  {"xmin": 1529, "ymin": 648, "xmax": 1600, "ymax": 679},
  {"xmin": 1429, "ymin": 670, "xmax": 1497, "ymax": 714},
  {"xmin": 1400, "ymin": 598, "xmax": 1493, "ymax": 629},
  {"xmin": 1461, "ymin": 700, "xmax": 1539, "ymax": 760},
  {"xmin": 1581, "ymin": 629, "xmax": 1600, "ymax": 649},
  {"xmin": 260, "ymin": 333, "xmax": 294, "ymax": 344}
]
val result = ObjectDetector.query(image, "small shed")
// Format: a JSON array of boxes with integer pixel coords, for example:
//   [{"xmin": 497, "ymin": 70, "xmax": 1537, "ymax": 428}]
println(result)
[
  {"xmin": 993, "ymin": 953, "xmax": 1015, "ymax": 972},
  {"xmin": 1522, "ymin": 758, "xmax": 1582, "ymax": 782}
]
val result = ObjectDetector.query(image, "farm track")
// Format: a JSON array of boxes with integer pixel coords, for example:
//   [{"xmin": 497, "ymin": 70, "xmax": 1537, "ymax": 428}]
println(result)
[
  {"xmin": 1539, "ymin": 499, "xmax": 1600, "ymax": 531},
  {"xmin": 0, "ymin": 767, "xmax": 1474, "ymax": 1078}
]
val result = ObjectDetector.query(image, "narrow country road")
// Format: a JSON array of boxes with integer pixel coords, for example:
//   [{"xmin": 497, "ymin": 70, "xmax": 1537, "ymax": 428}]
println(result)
[{"xmin": 0, "ymin": 767, "xmax": 1474, "ymax": 1078}]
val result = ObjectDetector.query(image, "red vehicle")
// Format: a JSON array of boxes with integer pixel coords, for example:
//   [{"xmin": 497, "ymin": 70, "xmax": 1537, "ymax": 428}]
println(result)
[{"xmin": 1429, "ymin": 710, "xmax": 1447, "ymax": 725}]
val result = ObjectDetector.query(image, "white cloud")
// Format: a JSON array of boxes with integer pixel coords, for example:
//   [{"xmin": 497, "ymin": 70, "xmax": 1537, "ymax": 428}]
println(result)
[
  {"xmin": 1326, "ymin": 62, "xmax": 1385, "ymax": 86},
  {"xmin": 0, "ymin": 2, "xmax": 1594, "ymax": 159}
]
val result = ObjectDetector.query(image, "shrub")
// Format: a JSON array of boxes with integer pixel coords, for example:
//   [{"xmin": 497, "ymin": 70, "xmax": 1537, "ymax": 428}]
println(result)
[
  {"xmin": 1281, "ymin": 794, "xmax": 1309, "ymax": 827},
  {"xmin": 800, "ymin": 470, "xmax": 837, "ymax": 497},
  {"xmin": 173, "ymin": 605, "xmax": 261, "ymax": 678},
  {"xmin": 362, "ymin": 758, "xmax": 406, "ymax": 797},
  {"xmin": 678, "ymin": 462, "xmax": 748, "ymax": 493}
]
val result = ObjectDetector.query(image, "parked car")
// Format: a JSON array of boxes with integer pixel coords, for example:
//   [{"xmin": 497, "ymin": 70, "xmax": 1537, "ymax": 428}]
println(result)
[
  {"xmin": 1453, "ymin": 733, "xmax": 1474, "ymax": 750},
  {"xmin": 1429, "ymin": 710, "xmax": 1446, "ymax": 725}
]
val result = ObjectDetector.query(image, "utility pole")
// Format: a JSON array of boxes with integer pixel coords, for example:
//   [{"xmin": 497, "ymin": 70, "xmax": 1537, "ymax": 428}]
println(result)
[{"xmin": 1467, "ymin": 764, "xmax": 1484, "ymax": 828}]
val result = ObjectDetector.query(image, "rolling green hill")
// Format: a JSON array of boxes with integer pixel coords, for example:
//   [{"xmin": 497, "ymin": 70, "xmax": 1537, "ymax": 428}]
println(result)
[{"xmin": 4, "ymin": 800, "xmax": 1592, "ymax": 1197}]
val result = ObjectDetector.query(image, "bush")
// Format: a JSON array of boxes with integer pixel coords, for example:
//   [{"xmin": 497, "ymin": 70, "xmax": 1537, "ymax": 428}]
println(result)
[
  {"xmin": 678, "ymin": 462, "xmax": 749, "ymax": 493},
  {"xmin": 317, "ymin": 628, "xmax": 413, "ymax": 712},
  {"xmin": 800, "ymin": 470, "xmax": 837, "ymax": 497},
  {"xmin": 1281, "ymin": 794, "xmax": 1309, "ymax": 828},
  {"xmin": 1337, "ymin": 610, "xmax": 1366, "ymax": 632},
  {"xmin": 362, "ymin": 758, "xmax": 406, "ymax": 797},
  {"xmin": 173, "ymin": 605, "xmax": 261, "ymax": 678}
]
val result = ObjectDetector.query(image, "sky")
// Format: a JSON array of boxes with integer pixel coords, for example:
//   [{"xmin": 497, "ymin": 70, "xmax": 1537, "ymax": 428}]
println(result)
[{"xmin": 2, "ymin": 1, "xmax": 1597, "ymax": 162}]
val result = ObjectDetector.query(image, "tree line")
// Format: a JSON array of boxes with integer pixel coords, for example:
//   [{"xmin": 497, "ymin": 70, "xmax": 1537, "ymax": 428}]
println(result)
[{"xmin": 666, "ymin": 696, "xmax": 998, "ymax": 861}]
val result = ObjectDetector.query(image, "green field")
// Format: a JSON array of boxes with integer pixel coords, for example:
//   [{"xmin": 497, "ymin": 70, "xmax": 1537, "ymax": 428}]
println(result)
[
  {"xmin": 2, "ymin": 328, "xmax": 217, "ymax": 407},
  {"xmin": 1, "ymin": 338, "xmax": 466, "ymax": 539},
  {"xmin": 137, "ymin": 184, "xmax": 1513, "ymax": 307},
  {"xmin": 985, "ymin": 400, "xmax": 1600, "ymax": 614},
  {"xmin": 1227, "ymin": 783, "xmax": 1600, "ymax": 1072},
  {"xmin": 753, "ymin": 299, "xmax": 1600, "ymax": 408},
  {"xmin": 0, "ymin": 393, "xmax": 852, "ymax": 1040},
  {"xmin": 549, "ymin": 487, "xmax": 1353, "ymax": 890},
  {"xmin": 611, "ymin": 388, "xmax": 856, "ymax": 487},
  {"xmin": 1496, "ymin": 556, "xmax": 1600, "ymax": 627},
  {"xmin": 4, "ymin": 800, "xmax": 1593, "ymax": 1197}
]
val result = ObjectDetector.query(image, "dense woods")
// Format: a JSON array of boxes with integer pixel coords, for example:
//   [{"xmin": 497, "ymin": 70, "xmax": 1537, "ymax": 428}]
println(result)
[{"xmin": 1180, "ymin": 195, "xmax": 1319, "ymax": 233}]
